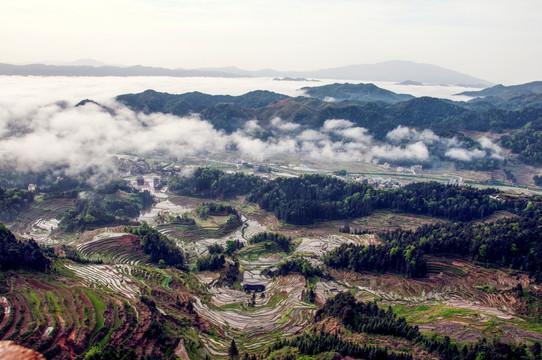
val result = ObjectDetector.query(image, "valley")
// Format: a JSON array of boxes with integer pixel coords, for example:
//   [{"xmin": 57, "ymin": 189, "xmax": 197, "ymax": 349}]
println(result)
[{"xmin": 1, "ymin": 77, "xmax": 542, "ymax": 359}]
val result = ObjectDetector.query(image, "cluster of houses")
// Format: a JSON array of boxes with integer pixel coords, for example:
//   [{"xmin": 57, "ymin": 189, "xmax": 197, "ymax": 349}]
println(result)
[
  {"xmin": 376, "ymin": 161, "xmax": 423, "ymax": 175},
  {"xmin": 447, "ymin": 177, "xmax": 464, "ymax": 186},
  {"xmin": 113, "ymin": 156, "xmax": 151, "ymax": 175},
  {"xmin": 354, "ymin": 176, "xmax": 402, "ymax": 190}
]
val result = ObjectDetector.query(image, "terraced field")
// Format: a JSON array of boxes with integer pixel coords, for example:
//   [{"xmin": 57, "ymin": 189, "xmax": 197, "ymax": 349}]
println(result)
[
  {"xmin": 294, "ymin": 234, "xmax": 372, "ymax": 257},
  {"xmin": 332, "ymin": 257, "xmax": 542, "ymax": 341},
  {"xmin": 76, "ymin": 233, "xmax": 150, "ymax": 265},
  {"xmin": 194, "ymin": 275, "xmax": 317, "ymax": 356},
  {"xmin": 138, "ymin": 199, "xmax": 193, "ymax": 226},
  {"xmin": 65, "ymin": 264, "xmax": 141, "ymax": 300},
  {"xmin": 9, "ymin": 197, "xmax": 74, "ymax": 245},
  {"xmin": 176, "ymin": 216, "xmax": 267, "ymax": 260},
  {"xmin": 0, "ymin": 263, "xmax": 223, "ymax": 359},
  {"xmin": 0, "ymin": 272, "xmax": 158, "ymax": 359},
  {"xmin": 4, "ymin": 189, "xmax": 542, "ymax": 359}
]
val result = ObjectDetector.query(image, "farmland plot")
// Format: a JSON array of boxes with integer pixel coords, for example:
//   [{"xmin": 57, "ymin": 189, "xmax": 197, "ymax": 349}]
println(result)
[
  {"xmin": 21, "ymin": 218, "xmax": 61, "ymax": 245},
  {"xmin": 193, "ymin": 216, "xmax": 267, "ymax": 257},
  {"xmin": 65, "ymin": 264, "xmax": 140, "ymax": 299},
  {"xmin": 76, "ymin": 233, "xmax": 149, "ymax": 265},
  {"xmin": 138, "ymin": 199, "xmax": 193, "ymax": 225},
  {"xmin": 294, "ymin": 235, "xmax": 356, "ymax": 257},
  {"xmin": 194, "ymin": 275, "xmax": 316, "ymax": 355},
  {"xmin": 333, "ymin": 257, "xmax": 542, "ymax": 341}
]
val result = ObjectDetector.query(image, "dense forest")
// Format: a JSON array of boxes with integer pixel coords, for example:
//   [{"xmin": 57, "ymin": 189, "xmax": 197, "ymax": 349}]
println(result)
[
  {"xmin": 130, "ymin": 223, "xmax": 186, "ymax": 269},
  {"xmin": 168, "ymin": 168, "xmax": 262, "ymax": 198},
  {"xmin": 315, "ymin": 292, "xmax": 421, "ymax": 340},
  {"xmin": 249, "ymin": 232, "xmax": 292, "ymax": 253},
  {"xmin": 313, "ymin": 292, "xmax": 538, "ymax": 360},
  {"xmin": 267, "ymin": 332, "xmax": 414, "ymax": 360},
  {"xmin": 248, "ymin": 174, "xmax": 504, "ymax": 224},
  {"xmin": 271, "ymin": 257, "xmax": 324, "ymax": 279},
  {"xmin": 0, "ymin": 222, "xmax": 50, "ymax": 272},
  {"xmin": 0, "ymin": 186, "xmax": 34, "ymax": 222},
  {"xmin": 381, "ymin": 216, "xmax": 542, "ymax": 281},
  {"xmin": 59, "ymin": 180, "xmax": 153, "ymax": 231},
  {"xmin": 195, "ymin": 202, "xmax": 238, "ymax": 218},
  {"xmin": 196, "ymin": 254, "xmax": 226, "ymax": 271},
  {"xmin": 501, "ymin": 121, "xmax": 542, "ymax": 165},
  {"xmin": 327, "ymin": 215, "xmax": 542, "ymax": 280},
  {"xmin": 324, "ymin": 242, "xmax": 427, "ymax": 278},
  {"xmin": 171, "ymin": 168, "xmax": 520, "ymax": 225}
]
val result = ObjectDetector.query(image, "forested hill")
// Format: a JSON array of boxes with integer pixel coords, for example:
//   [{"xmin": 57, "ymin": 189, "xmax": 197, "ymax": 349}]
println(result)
[
  {"xmin": 247, "ymin": 176, "xmax": 505, "ymax": 224},
  {"xmin": 0, "ymin": 186, "xmax": 34, "ymax": 222},
  {"xmin": 458, "ymin": 81, "xmax": 542, "ymax": 98},
  {"xmin": 0, "ymin": 222, "xmax": 50, "ymax": 272},
  {"xmin": 301, "ymin": 82, "xmax": 415, "ymax": 103},
  {"xmin": 116, "ymin": 89, "xmax": 288, "ymax": 114},
  {"xmin": 116, "ymin": 87, "xmax": 542, "ymax": 139},
  {"xmin": 381, "ymin": 216, "xmax": 542, "ymax": 281},
  {"xmin": 168, "ymin": 168, "xmax": 530, "ymax": 225}
]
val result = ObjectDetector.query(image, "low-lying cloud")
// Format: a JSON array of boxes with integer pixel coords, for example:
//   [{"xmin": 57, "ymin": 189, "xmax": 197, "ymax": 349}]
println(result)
[
  {"xmin": 0, "ymin": 77, "xmax": 504, "ymax": 177},
  {"xmin": 372, "ymin": 141, "xmax": 430, "ymax": 162}
]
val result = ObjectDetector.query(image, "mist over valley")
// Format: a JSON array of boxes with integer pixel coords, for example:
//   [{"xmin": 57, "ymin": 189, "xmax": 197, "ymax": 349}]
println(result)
[{"xmin": 2, "ymin": 52, "xmax": 542, "ymax": 360}]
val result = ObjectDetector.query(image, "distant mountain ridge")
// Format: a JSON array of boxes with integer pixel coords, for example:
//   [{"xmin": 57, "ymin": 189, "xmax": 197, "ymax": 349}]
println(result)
[
  {"xmin": 293, "ymin": 60, "xmax": 493, "ymax": 87},
  {"xmin": 301, "ymin": 83, "xmax": 415, "ymax": 103},
  {"xmin": 0, "ymin": 60, "xmax": 492, "ymax": 86},
  {"xmin": 115, "ymin": 84, "xmax": 542, "ymax": 139},
  {"xmin": 0, "ymin": 63, "xmax": 242, "ymax": 78},
  {"xmin": 457, "ymin": 81, "xmax": 542, "ymax": 98},
  {"xmin": 458, "ymin": 81, "xmax": 542, "ymax": 111}
]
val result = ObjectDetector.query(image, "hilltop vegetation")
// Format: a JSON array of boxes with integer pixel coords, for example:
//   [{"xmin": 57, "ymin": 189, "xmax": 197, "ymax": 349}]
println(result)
[
  {"xmin": 117, "ymin": 86, "xmax": 542, "ymax": 143},
  {"xmin": 130, "ymin": 222, "xmax": 186, "ymax": 269},
  {"xmin": 0, "ymin": 187, "xmax": 34, "ymax": 222},
  {"xmin": 59, "ymin": 179, "xmax": 153, "ymax": 232},
  {"xmin": 248, "ymin": 175, "xmax": 504, "ymax": 224},
  {"xmin": 381, "ymin": 216, "xmax": 542, "ymax": 282},
  {"xmin": 168, "ymin": 167, "xmax": 262, "ymax": 198},
  {"xmin": 301, "ymin": 82, "xmax": 415, "ymax": 103},
  {"xmin": 0, "ymin": 222, "xmax": 50, "ymax": 272},
  {"xmin": 501, "ymin": 121, "xmax": 542, "ymax": 165}
]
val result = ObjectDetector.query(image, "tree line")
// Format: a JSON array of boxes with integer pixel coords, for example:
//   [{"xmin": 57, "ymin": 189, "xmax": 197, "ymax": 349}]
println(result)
[
  {"xmin": 380, "ymin": 216, "xmax": 542, "ymax": 281},
  {"xmin": 247, "ymin": 174, "xmax": 504, "ymax": 225},
  {"xmin": 130, "ymin": 223, "xmax": 186, "ymax": 269},
  {"xmin": 268, "ymin": 332, "xmax": 413, "ymax": 360},
  {"xmin": 327, "ymin": 215, "xmax": 542, "ymax": 280},
  {"xmin": 0, "ymin": 186, "xmax": 34, "ymax": 222},
  {"xmin": 249, "ymin": 232, "xmax": 292, "ymax": 253},
  {"xmin": 314, "ymin": 292, "xmax": 538, "ymax": 360},
  {"xmin": 324, "ymin": 242, "xmax": 427, "ymax": 278},
  {"xmin": 168, "ymin": 168, "xmax": 262, "ymax": 199},
  {"xmin": 0, "ymin": 222, "xmax": 50, "ymax": 272},
  {"xmin": 167, "ymin": 168, "xmax": 542, "ymax": 226},
  {"xmin": 60, "ymin": 180, "xmax": 153, "ymax": 232},
  {"xmin": 501, "ymin": 121, "xmax": 542, "ymax": 165}
]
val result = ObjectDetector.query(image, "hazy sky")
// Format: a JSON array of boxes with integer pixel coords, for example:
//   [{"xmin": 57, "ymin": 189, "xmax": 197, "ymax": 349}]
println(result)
[{"xmin": 2, "ymin": 0, "xmax": 541, "ymax": 84}]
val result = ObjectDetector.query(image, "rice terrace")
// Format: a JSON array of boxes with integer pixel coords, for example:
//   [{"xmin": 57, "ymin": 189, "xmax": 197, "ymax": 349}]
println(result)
[{"xmin": 2, "ymin": 25, "xmax": 542, "ymax": 358}]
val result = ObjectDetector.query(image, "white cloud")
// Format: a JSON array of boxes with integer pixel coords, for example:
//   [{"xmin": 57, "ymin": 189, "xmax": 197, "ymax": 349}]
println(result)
[
  {"xmin": 322, "ymin": 119, "xmax": 354, "ymax": 131},
  {"xmin": 386, "ymin": 126, "xmax": 440, "ymax": 144},
  {"xmin": 0, "ymin": 77, "xmax": 506, "ymax": 175},
  {"xmin": 297, "ymin": 129, "xmax": 326, "ymax": 142},
  {"xmin": 371, "ymin": 141, "xmax": 430, "ymax": 161},
  {"xmin": 445, "ymin": 148, "xmax": 486, "ymax": 161},
  {"xmin": 270, "ymin": 117, "xmax": 300, "ymax": 132}
]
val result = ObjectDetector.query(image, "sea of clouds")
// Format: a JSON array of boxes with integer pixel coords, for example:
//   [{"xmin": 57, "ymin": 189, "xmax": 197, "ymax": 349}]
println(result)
[{"xmin": 0, "ymin": 76, "xmax": 499, "ymax": 175}]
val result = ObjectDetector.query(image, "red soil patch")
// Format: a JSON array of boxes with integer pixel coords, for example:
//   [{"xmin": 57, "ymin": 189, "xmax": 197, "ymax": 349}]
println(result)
[{"xmin": 25, "ymin": 279, "xmax": 54, "ymax": 292}]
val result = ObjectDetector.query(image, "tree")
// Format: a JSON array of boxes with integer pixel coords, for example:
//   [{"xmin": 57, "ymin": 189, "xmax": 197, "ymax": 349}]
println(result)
[{"xmin": 228, "ymin": 339, "xmax": 239, "ymax": 359}]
